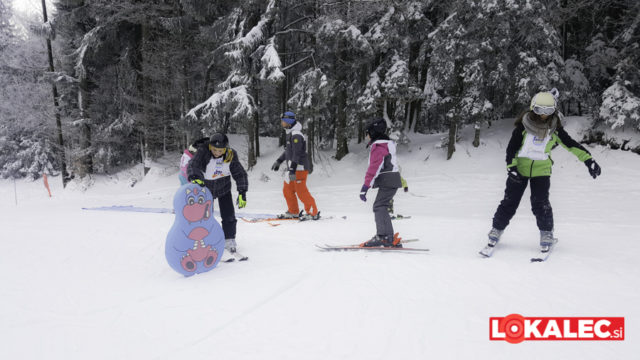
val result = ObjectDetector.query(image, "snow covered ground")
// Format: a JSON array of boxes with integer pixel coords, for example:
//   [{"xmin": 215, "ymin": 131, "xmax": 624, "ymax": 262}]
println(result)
[{"xmin": 1, "ymin": 118, "xmax": 638, "ymax": 359}]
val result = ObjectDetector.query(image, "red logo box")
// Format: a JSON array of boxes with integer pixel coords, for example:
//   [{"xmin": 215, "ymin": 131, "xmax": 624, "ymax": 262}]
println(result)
[{"xmin": 490, "ymin": 314, "xmax": 625, "ymax": 343}]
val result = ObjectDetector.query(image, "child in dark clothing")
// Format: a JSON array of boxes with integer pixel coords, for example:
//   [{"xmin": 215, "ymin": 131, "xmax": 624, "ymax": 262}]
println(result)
[
  {"xmin": 188, "ymin": 133, "xmax": 248, "ymax": 253},
  {"xmin": 359, "ymin": 117, "xmax": 404, "ymax": 248}
]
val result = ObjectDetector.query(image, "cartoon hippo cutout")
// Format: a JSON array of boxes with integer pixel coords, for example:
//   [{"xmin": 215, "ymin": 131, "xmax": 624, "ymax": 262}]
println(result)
[{"xmin": 165, "ymin": 183, "xmax": 225, "ymax": 276}]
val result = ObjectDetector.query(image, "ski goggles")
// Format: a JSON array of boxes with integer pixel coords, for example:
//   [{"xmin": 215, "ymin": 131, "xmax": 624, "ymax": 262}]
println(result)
[{"xmin": 532, "ymin": 105, "xmax": 556, "ymax": 116}]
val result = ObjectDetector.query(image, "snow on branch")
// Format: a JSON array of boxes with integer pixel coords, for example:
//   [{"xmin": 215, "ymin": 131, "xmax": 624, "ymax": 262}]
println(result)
[
  {"xmin": 226, "ymin": 0, "xmax": 276, "ymax": 56},
  {"xmin": 74, "ymin": 26, "xmax": 102, "ymax": 81},
  {"xmin": 29, "ymin": 20, "xmax": 55, "ymax": 40},
  {"xmin": 186, "ymin": 85, "xmax": 256, "ymax": 123},
  {"xmin": 259, "ymin": 37, "xmax": 284, "ymax": 83}
]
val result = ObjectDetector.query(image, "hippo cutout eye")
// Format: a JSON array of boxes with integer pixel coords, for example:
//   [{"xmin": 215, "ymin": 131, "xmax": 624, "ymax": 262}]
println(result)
[
  {"xmin": 198, "ymin": 196, "xmax": 205, "ymax": 204},
  {"xmin": 188, "ymin": 197, "xmax": 195, "ymax": 205}
]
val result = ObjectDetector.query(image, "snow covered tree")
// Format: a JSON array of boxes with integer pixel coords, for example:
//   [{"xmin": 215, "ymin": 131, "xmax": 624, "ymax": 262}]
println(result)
[
  {"xmin": 287, "ymin": 68, "xmax": 332, "ymax": 161},
  {"xmin": 316, "ymin": 17, "xmax": 374, "ymax": 159},
  {"xmin": 562, "ymin": 57, "xmax": 590, "ymax": 115},
  {"xmin": 187, "ymin": 0, "xmax": 280, "ymax": 168},
  {"xmin": 599, "ymin": 81, "xmax": 640, "ymax": 131},
  {"xmin": 0, "ymin": 21, "xmax": 60, "ymax": 179}
]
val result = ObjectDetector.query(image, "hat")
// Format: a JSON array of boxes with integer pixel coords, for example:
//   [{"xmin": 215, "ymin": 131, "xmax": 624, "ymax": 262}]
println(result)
[
  {"xmin": 209, "ymin": 133, "xmax": 229, "ymax": 148},
  {"xmin": 281, "ymin": 111, "xmax": 296, "ymax": 125},
  {"xmin": 365, "ymin": 117, "xmax": 387, "ymax": 137}
]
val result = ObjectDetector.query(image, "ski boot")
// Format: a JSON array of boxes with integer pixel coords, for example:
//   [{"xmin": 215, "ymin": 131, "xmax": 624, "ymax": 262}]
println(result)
[
  {"xmin": 299, "ymin": 211, "xmax": 321, "ymax": 221},
  {"xmin": 539, "ymin": 230, "xmax": 557, "ymax": 253},
  {"xmin": 487, "ymin": 227, "xmax": 504, "ymax": 247},
  {"xmin": 277, "ymin": 211, "xmax": 300, "ymax": 219},
  {"xmin": 225, "ymin": 238, "xmax": 237, "ymax": 253},
  {"xmin": 480, "ymin": 228, "xmax": 504, "ymax": 257},
  {"xmin": 361, "ymin": 233, "xmax": 402, "ymax": 248}
]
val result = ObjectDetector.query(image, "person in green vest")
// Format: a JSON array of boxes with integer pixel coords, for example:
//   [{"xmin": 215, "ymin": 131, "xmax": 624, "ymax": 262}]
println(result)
[{"xmin": 484, "ymin": 90, "xmax": 601, "ymax": 254}]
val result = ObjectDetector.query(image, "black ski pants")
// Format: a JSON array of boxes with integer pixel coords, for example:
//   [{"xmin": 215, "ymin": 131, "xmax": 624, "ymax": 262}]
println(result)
[
  {"xmin": 216, "ymin": 191, "xmax": 237, "ymax": 239},
  {"xmin": 492, "ymin": 175, "xmax": 553, "ymax": 232}
]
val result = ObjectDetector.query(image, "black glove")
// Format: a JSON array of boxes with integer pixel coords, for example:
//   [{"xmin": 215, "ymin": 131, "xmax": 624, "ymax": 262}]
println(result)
[
  {"xmin": 271, "ymin": 160, "xmax": 282, "ymax": 171},
  {"xmin": 507, "ymin": 167, "xmax": 522, "ymax": 182},
  {"xmin": 584, "ymin": 159, "xmax": 601, "ymax": 179}
]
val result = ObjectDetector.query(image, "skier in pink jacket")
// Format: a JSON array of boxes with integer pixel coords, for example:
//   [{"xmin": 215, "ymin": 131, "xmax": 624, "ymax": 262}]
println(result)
[
  {"xmin": 359, "ymin": 118, "xmax": 403, "ymax": 247},
  {"xmin": 179, "ymin": 137, "xmax": 208, "ymax": 185}
]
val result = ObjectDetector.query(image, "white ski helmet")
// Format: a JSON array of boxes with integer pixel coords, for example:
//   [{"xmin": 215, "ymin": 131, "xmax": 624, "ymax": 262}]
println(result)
[{"xmin": 530, "ymin": 92, "xmax": 556, "ymax": 116}]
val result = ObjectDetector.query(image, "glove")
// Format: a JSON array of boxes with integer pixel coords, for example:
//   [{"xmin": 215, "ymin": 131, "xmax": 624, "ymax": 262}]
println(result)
[
  {"xmin": 359, "ymin": 185, "xmax": 369, "ymax": 202},
  {"xmin": 584, "ymin": 159, "xmax": 601, "ymax": 179},
  {"xmin": 401, "ymin": 177, "xmax": 408, "ymax": 193},
  {"xmin": 288, "ymin": 172, "xmax": 297, "ymax": 182},
  {"xmin": 271, "ymin": 160, "xmax": 282, "ymax": 171},
  {"xmin": 507, "ymin": 166, "xmax": 522, "ymax": 182},
  {"xmin": 236, "ymin": 193, "xmax": 247, "ymax": 208},
  {"xmin": 191, "ymin": 178, "xmax": 205, "ymax": 186}
]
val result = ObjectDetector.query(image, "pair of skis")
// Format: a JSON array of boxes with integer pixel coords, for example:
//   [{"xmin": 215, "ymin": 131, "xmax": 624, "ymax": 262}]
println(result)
[
  {"xmin": 479, "ymin": 240, "xmax": 556, "ymax": 262},
  {"xmin": 317, "ymin": 237, "xmax": 428, "ymax": 253},
  {"xmin": 221, "ymin": 250, "xmax": 248, "ymax": 263}
]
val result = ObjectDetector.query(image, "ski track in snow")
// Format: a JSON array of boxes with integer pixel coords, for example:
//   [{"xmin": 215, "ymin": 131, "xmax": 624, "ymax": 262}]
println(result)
[{"xmin": 1, "ymin": 118, "xmax": 639, "ymax": 359}]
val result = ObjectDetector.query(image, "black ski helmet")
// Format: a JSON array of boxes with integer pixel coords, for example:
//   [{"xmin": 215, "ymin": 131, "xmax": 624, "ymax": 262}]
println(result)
[
  {"xmin": 209, "ymin": 133, "xmax": 229, "ymax": 148},
  {"xmin": 365, "ymin": 117, "xmax": 387, "ymax": 137}
]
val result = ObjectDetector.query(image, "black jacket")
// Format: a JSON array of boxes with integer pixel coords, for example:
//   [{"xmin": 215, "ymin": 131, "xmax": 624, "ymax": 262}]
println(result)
[{"xmin": 187, "ymin": 147, "xmax": 248, "ymax": 199}]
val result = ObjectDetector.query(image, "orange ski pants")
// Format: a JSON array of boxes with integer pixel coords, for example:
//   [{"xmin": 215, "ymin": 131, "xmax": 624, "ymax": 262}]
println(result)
[{"xmin": 283, "ymin": 170, "xmax": 318, "ymax": 216}]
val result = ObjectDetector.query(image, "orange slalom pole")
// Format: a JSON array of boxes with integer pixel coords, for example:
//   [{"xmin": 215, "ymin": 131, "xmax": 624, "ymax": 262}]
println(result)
[{"xmin": 43, "ymin": 174, "xmax": 52, "ymax": 197}]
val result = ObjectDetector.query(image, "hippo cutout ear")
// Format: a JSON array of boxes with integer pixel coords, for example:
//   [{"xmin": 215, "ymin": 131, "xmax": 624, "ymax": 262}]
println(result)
[{"xmin": 165, "ymin": 183, "xmax": 225, "ymax": 277}]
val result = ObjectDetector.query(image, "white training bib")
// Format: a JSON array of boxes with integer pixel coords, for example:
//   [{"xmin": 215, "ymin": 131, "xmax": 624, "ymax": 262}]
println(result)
[
  {"xmin": 517, "ymin": 133, "xmax": 551, "ymax": 160},
  {"xmin": 204, "ymin": 157, "xmax": 231, "ymax": 180}
]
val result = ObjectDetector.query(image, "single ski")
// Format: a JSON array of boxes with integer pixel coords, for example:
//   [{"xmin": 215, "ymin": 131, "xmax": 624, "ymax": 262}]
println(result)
[
  {"xmin": 241, "ymin": 214, "xmax": 335, "ymax": 223},
  {"xmin": 479, "ymin": 241, "xmax": 498, "ymax": 258},
  {"xmin": 530, "ymin": 242, "xmax": 556, "ymax": 263},
  {"xmin": 316, "ymin": 244, "xmax": 428, "ymax": 253},
  {"xmin": 221, "ymin": 252, "xmax": 236, "ymax": 263},
  {"xmin": 390, "ymin": 214, "xmax": 411, "ymax": 220},
  {"xmin": 230, "ymin": 250, "xmax": 248, "ymax": 261},
  {"xmin": 240, "ymin": 217, "xmax": 299, "ymax": 223}
]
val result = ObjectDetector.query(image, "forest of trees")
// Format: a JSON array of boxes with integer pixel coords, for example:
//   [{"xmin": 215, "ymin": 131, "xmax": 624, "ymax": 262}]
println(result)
[{"xmin": 1, "ymin": 0, "xmax": 638, "ymax": 183}]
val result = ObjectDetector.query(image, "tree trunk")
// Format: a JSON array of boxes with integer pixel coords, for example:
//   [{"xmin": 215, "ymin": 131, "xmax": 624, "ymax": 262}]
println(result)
[
  {"xmin": 335, "ymin": 86, "xmax": 349, "ymax": 160},
  {"xmin": 308, "ymin": 117, "xmax": 315, "ymax": 162},
  {"xmin": 447, "ymin": 117, "xmax": 457, "ymax": 160},
  {"xmin": 78, "ymin": 76, "xmax": 93, "ymax": 176},
  {"xmin": 473, "ymin": 123, "xmax": 480, "ymax": 147},
  {"xmin": 41, "ymin": 0, "xmax": 69, "ymax": 186},
  {"xmin": 246, "ymin": 115, "xmax": 257, "ymax": 170}
]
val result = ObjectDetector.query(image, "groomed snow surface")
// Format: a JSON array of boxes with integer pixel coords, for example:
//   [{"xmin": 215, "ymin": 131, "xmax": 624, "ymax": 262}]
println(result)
[{"xmin": 1, "ymin": 118, "xmax": 638, "ymax": 359}]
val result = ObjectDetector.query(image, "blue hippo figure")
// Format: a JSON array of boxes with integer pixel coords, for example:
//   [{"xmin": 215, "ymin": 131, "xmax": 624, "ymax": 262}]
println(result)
[{"xmin": 165, "ymin": 183, "xmax": 225, "ymax": 276}]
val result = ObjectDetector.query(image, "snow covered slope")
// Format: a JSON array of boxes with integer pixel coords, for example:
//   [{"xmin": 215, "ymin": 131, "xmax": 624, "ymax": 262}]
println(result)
[{"xmin": 1, "ymin": 118, "xmax": 638, "ymax": 359}]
